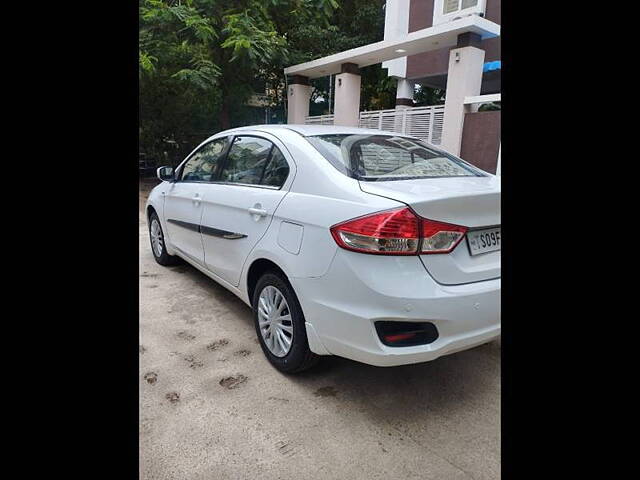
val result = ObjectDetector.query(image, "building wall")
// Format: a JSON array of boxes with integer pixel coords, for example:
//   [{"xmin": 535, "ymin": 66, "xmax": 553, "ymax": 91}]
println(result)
[
  {"xmin": 459, "ymin": 110, "xmax": 501, "ymax": 174},
  {"xmin": 408, "ymin": 0, "xmax": 434, "ymax": 31},
  {"xmin": 406, "ymin": 0, "xmax": 501, "ymax": 80}
]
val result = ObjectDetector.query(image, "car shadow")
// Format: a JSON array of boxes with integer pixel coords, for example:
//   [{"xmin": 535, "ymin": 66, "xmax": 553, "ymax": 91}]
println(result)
[
  {"xmin": 165, "ymin": 256, "xmax": 500, "ymax": 416},
  {"xmin": 165, "ymin": 260, "xmax": 253, "ymax": 326},
  {"xmin": 296, "ymin": 343, "xmax": 499, "ymax": 417}
]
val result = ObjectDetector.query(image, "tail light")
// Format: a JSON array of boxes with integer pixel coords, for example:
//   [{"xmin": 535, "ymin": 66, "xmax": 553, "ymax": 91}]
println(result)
[
  {"xmin": 420, "ymin": 217, "xmax": 467, "ymax": 254},
  {"xmin": 330, "ymin": 207, "xmax": 467, "ymax": 255}
]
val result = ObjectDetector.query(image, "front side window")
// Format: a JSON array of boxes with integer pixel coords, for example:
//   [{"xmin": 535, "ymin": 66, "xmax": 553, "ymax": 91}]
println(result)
[
  {"xmin": 306, "ymin": 134, "xmax": 485, "ymax": 181},
  {"xmin": 180, "ymin": 137, "xmax": 229, "ymax": 182},
  {"xmin": 220, "ymin": 136, "xmax": 290, "ymax": 188}
]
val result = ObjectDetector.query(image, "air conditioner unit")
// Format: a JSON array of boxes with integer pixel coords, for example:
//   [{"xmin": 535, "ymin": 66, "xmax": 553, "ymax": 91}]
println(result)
[{"xmin": 432, "ymin": 0, "xmax": 487, "ymax": 27}]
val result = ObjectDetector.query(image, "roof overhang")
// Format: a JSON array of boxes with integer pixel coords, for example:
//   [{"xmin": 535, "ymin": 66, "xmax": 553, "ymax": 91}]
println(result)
[{"xmin": 284, "ymin": 16, "xmax": 500, "ymax": 79}]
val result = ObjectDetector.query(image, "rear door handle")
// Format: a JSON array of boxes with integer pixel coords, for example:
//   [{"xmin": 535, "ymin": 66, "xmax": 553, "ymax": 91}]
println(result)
[{"xmin": 248, "ymin": 207, "xmax": 268, "ymax": 217}]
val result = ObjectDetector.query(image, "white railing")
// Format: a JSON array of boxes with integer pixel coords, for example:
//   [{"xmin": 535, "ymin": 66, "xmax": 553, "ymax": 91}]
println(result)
[
  {"xmin": 304, "ymin": 114, "xmax": 335, "ymax": 125},
  {"xmin": 305, "ymin": 105, "xmax": 445, "ymax": 145},
  {"xmin": 359, "ymin": 105, "xmax": 445, "ymax": 145}
]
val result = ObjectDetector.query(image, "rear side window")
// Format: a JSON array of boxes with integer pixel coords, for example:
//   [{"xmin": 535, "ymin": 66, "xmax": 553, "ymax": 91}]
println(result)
[
  {"xmin": 262, "ymin": 147, "xmax": 290, "ymax": 187},
  {"xmin": 306, "ymin": 134, "xmax": 485, "ymax": 181},
  {"xmin": 220, "ymin": 136, "xmax": 290, "ymax": 188},
  {"xmin": 180, "ymin": 137, "xmax": 229, "ymax": 182}
]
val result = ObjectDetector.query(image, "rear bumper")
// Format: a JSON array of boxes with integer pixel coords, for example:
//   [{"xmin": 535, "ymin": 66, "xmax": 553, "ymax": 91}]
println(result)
[{"xmin": 293, "ymin": 250, "xmax": 500, "ymax": 367}]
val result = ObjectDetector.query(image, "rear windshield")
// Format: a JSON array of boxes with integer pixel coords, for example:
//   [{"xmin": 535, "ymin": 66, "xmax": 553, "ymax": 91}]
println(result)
[{"xmin": 305, "ymin": 134, "xmax": 485, "ymax": 181}]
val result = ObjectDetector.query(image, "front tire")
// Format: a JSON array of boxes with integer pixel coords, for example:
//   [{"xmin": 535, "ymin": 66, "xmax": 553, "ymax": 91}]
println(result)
[
  {"xmin": 148, "ymin": 212, "xmax": 180, "ymax": 266},
  {"xmin": 252, "ymin": 272, "xmax": 319, "ymax": 373}
]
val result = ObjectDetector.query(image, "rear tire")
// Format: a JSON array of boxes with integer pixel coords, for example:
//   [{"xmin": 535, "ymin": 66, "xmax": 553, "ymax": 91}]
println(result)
[
  {"xmin": 252, "ymin": 271, "xmax": 319, "ymax": 373},
  {"xmin": 148, "ymin": 212, "xmax": 180, "ymax": 266}
]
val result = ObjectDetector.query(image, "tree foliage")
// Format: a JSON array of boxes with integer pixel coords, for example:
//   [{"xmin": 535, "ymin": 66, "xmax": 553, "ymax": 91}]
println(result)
[{"xmin": 140, "ymin": 0, "xmax": 340, "ymax": 162}]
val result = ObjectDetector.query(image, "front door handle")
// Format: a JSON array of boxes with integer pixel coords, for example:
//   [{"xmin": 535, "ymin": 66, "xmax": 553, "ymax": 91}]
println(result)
[
  {"xmin": 193, "ymin": 194, "xmax": 201, "ymax": 205},
  {"xmin": 248, "ymin": 207, "xmax": 268, "ymax": 217}
]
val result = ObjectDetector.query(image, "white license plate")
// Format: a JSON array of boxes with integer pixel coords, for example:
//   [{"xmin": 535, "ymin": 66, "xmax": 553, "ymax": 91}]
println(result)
[{"xmin": 466, "ymin": 227, "xmax": 501, "ymax": 256}]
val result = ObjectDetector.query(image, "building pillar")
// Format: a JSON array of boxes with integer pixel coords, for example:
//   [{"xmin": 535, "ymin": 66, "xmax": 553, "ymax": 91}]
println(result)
[
  {"xmin": 395, "ymin": 79, "xmax": 415, "ymax": 110},
  {"xmin": 394, "ymin": 78, "xmax": 415, "ymax": 133},
  {"xmin": 496, "ymin": 142, "xmax": 501, "ymax": 176},
  {"xmin": 287, "ymin": 75, "xmax": 312, "ymax": 124},
  {"xmin": 334, "ymin": 63, "xmax": 361, "ymax": 127},
  {"xmin": 441, "ymin": 33, "xmax": 485, "ymax": 156}
]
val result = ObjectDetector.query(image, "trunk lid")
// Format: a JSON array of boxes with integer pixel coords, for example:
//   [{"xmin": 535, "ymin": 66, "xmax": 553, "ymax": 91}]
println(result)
[{"xmin": 359, "ymin": 176, "xmax": 501, "ymax": 285}]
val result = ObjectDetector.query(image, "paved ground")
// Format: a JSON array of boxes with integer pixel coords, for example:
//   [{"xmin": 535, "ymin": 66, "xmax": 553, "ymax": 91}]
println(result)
[{"xmin": 139, "ymin": 179, "xmax": 501, "ymax": 480}]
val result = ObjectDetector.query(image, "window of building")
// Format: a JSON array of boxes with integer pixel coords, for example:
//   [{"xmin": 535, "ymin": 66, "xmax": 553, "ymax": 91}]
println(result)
[
  {"xmin": 461, "ymin": 0, "xmax": 479, "ymax": 11},
  {"xmin": 433, "ymin": 0, "xmax": 485, "ymax": 26}
]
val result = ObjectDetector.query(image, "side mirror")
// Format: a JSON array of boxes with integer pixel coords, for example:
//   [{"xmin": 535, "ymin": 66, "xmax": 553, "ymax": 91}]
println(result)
[{"xmin": 157, "ymin": 166, "xmax": 175, "ymax": 182}]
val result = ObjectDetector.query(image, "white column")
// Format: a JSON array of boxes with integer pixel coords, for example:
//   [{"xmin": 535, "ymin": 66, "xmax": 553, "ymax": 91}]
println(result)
[
  {"xmin": 395, "ymin": 78, "xmax": 415, "ymax": 110},
  {"xmin": 496, "ymin": 142, "xmax": 501, "ymax": 176},
  {"xmin": 287, "ymin": 77, "xmax": 312, "ymax": 124},
  {"xmin": 382, "ymin": 0, "xmax": 409, "ymax": 78},
  {"xmin": 441, "ymin": 41, "xmax": 485, "ymax": 156},
  {"xmin": 333, "ymin": 63, "xmax": 361, "ymax": 127},
  {"xmin": 393, "ymin": 79, "xmax": 414, "ymax": 133}
]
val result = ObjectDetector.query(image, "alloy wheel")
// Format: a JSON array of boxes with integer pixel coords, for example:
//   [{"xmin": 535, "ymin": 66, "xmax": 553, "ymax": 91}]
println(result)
[
  {"xmin": 150, "ymin": 219, "xmax": 164, "ymax": 257},
  {"xmin": 257, "ymin": 285, "xmax": 293, "ymax": 357}
]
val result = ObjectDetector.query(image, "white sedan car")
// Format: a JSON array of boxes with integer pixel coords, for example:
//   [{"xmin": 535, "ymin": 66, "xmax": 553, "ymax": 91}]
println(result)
[{"xmin": 146, "ymin": 125, "xmax": 500, "ymax": 373}]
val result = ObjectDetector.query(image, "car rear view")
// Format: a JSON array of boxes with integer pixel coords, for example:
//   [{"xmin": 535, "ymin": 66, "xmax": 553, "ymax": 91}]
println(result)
[{"xmin": 295, "ymin": 133, "xmax": 500, "ymax": 366}]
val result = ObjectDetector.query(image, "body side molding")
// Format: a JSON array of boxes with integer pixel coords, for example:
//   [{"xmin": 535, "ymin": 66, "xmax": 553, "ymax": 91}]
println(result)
[{"xmin": 167, "ymin": 219, "xmax": 247, "ymax": 240}]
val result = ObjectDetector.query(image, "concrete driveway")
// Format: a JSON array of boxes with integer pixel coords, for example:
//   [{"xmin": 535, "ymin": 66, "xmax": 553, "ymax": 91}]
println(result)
[{"xmin": 139, "ymin": 180, "xmax": 501, "ymax": 480}]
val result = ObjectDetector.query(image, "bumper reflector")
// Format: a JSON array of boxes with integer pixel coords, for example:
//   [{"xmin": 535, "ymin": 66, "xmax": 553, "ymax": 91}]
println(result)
[{"xmin": 375, "ymin": 321, "xmax": 439, "ymax": 347}]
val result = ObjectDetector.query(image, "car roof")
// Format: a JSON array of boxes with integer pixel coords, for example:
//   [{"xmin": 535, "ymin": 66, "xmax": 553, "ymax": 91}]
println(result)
[{"xmin": 219, "ymin": 124, "xmax": 417, "ymax": 139}]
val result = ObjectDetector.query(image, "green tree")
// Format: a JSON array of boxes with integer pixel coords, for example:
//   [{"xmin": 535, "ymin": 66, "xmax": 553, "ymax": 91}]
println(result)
[
  {"xmin": 139, "ymin": 0, "xmax": 338, "ymax": 162},
  {"xmin": 285, "ymin": 0, "xmax": 395, "ymax": 113},
  {"xmin": 414, "ymin": 85, "xmax": 445, "ymax": 106}
]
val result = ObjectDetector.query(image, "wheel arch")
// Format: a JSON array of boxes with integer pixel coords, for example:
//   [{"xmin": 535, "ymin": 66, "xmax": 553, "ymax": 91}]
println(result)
[
  {"xmin": 145, "ymin": 195, "xmax": 176, "ymax": 256},
  {"xmin": 146, "ymin": 204, "xmax": 157, "ymax": 221},
  {"xmin": 246, "ymin": 258, "xmax": 290, "ymax": 305}
]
